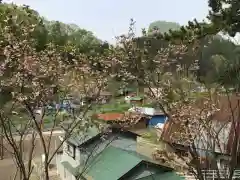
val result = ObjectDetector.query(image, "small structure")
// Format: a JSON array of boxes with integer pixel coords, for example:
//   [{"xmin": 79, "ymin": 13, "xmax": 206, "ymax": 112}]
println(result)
[
  {"xmin": 124, "ymin": 95, "xmax": 132, "ymax": 103},
  {"xmin": 59, "ymin": 140, "xmax": 183, "ymax": 180},
  {"xmin": 128, "ymin": 107, "xmax": 162, "ymax": 116},
  {"xmin": 148, "ymin": 114, "xmax": 168, "ymax": 128},
  {"xmin": 76, "ymin": 146, "xmax": 183, "ymax": 180},
  {"xmin": 56, "ymin": 122, "xmax": 184, "ymax": 180},
  {"xmin": 81, "ymin": 90, "xmax": 112, "ymax": 104},
  {"xmin": 96, "ymin": 112, "xmax": 149, "ymax": 130},
  {"xmin": 130, "ymin": 96, "xmax": 144, "ymax": 106},
  {"xmin": 56, "ymin": 126, "xmax": 143, "ymax": 180},
  {"xmin": 128, "ymin": 107, "xmax": 167, "ymax": 129},
  {"xmin": 161, "ymin": 95, "xmax": 240, "ymax": 170},
  {"xmin": 117, "ymin": 87, "xmax": 135, "ymax": 96},
  {"xmin": 97, "ymin": 113, "xmax": 124, "ymax": 122},
  {"xmin": 98, "ymin": 91, "xmax": 112, "ymax": 104},
  {"xmin": 56, "ymin": 126, "xmax": 101, "ymax": 180}
]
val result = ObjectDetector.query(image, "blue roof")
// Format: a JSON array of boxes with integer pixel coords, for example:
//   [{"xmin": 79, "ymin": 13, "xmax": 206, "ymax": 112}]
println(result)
[{"xmin": 149, "ymin": 115, "xmax": 167, "ymax": 126}]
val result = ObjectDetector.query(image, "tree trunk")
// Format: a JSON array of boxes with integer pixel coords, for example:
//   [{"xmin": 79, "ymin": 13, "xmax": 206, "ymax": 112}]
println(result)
[
  {"xmin": 44, "ymin": 163, "xmax": 49, "ymax": 180},
  {"xmin": 0, "ymin": 127, "xmax": 3, "ymax": 160}
]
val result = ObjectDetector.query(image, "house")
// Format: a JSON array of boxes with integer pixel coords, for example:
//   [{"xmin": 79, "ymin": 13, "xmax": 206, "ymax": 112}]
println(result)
[
  {"xmin": 98, "ymin": 91, "xmax": 112, "ymax": 103},
  {"xmin": 128, "ymin": 107, "xmax": 157, "ymax": 115},
  {"xmin": 96, "ymin": 112, "xmax": 149, "ymax": 129},
  {"xmin": 60, "ymin": 145, "xmax": 184, "ymax": 180},
  {"xmin": 130, "ymin": 96, "xmax": 144, "ymax": 105},
  {"xmin": 81, "ymin": 90, "xmax": 112, "ymax": 104},
  {"xmin": 56, "ymin": 126, "xmax": 184, "ymax": 180},
  {"xmin": 56, "ymin": 126, "xmax": 139, "ymax": 180},
  {"xmin": 97, "ymin": 113, "xmax": 124, "ymax": 122},
  {"xmin": 81, "ymin": 146, "xmax": 184, "ymax": 180},
  {"xmin": 125, "ymin": 95, "xmax": 132, "ymax": 103},
  {"xmin": 56, "ymin": 126, "xmax": 100, "ymax": 180},
  {"xmin": 128, "ymin": 107, "xmax": 168, "ymax": 129},
  {"xmin": 160, "ymin": 95, "xmax": 240, "ymax": 169},
  {"xmin": 117, "ymin": 87, "xmax": 135, "ymax": 96},
  {"xmin": 124, "ymin": 96, "xmax": 144, "ymax": 105},
  {"xmin": 148, "ymin": 114, "xmax": 168, "ymax": 129}
]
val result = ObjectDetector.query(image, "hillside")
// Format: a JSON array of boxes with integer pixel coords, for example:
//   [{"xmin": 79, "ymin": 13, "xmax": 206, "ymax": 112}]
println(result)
[{"xmin": 148, "ymin": 20, "xmax": 181, "ymax": 34}]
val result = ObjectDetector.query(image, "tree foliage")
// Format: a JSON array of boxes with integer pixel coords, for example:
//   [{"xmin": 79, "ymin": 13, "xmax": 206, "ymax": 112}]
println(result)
[
  {"xmin": 45, "ymin": 20, "xmax": 103, "ymax": 54},
  {"xmin": 113, "ymin": 7, "xmax": 240, "ymax": 178},
  {"xmin": 0, "ymin": 0, "xmax": 240, "ymax": 179},
  {"xmin": 208, "ymin": 0, "xmax": 240, "ymax": 37},
  {"xmin": 0, "ymin": 3, "xmax": 111, "ymax": 180}
]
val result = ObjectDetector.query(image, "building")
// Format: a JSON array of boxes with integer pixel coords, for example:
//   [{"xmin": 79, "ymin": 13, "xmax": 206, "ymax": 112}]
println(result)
[
  {"xmin": 97, "ymin": 113, "xmax": 124, "ymax": 122},
  {"xmin": 56, "ymin": 126, "xmax": 184, "ymax": 180},
  {"xmin": 161, "ymin": 95, "xmax": 240, "ymax": 169},
  {"xmin": 80, "ymin": 90, "xmax": 112, "ymax": 105},
  {"xmin": 97, "ymin": 91, "xmax": 113, "ymax": 104},
  {"xmin": 60, "ymin": 145, "xmax": 184, "ymax": 180},
  {"xmin": 128, "ymin": 107, "xmax": 157, "ymax": 116},
  {"xmin": 96, "ymin": 112, "xmax": 150, "ymax": 130},
  {"xmin": 148, "ymin": 114, "xmax": 168, "ymax": 128},
  {"xmin": 56, "ymin": 126, "xmax": 138, "ymax": 180},
  {"xmin": 128, "ymin": 107, "xmax": 167, "ymax": 129},
  {"xmin": 117, "ymin": 87, "xmax": 135, "ymax": 96},
  {"xmin": 129, "ymin": 96, "xmax": 144, "ymax": 106}
]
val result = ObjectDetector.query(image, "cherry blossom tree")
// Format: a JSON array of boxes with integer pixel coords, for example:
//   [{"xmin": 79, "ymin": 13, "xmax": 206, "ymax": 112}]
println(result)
[{"xmin": 0, "ymin": 5, "xmax": 110, "ymax": 180}]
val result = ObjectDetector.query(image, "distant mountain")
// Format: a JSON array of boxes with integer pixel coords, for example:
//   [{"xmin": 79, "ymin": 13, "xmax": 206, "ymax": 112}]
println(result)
[{"xmin": 148, "ymin": 20, "xmax": 181, "ymax": 34}]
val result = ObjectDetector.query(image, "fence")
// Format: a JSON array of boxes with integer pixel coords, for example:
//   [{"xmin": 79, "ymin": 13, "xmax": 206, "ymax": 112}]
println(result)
[{"xmin": 178, "ymin": 170, "xmax": 240, "ymax": 180}]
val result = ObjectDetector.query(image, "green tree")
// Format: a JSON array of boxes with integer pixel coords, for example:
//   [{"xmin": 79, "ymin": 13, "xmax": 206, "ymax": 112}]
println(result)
[
  {"xmin": 208, "ymin": 0, "xmax": 240, "ymax": 37},
  {"xmin": 0, "ymin": 3, "xmax": 48, "ymax": 51},
  {"xmin": 199, "ymin": 35, "xmax": 237, "ymax": 84},
  {"xmin": 46, "ymin": 21, "xmax": 68, "ymax": 47},
  {"xmin": 45, "ymin": 20, "xmax": 102, "ymax": 55}
]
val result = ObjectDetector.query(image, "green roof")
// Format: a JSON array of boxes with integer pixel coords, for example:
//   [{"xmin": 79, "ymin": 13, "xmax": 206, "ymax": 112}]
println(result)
[
  {"xmin": 130, "ymin": 96, "xmax": 143, "ymax": 101},
  {"xmin": 67, "ymin": 126, "xmax": 99, "ymax": 146},
  {"xmin": 83, "ymin": 146, "xmax": 142, "ymax": 180},
  {"xmin": 137, "ymin": 171, "xmax": 185, "ymax": 180},
  {"xmin": 61, "ymin": 145, "xmax": 183, "ymax": 180}
]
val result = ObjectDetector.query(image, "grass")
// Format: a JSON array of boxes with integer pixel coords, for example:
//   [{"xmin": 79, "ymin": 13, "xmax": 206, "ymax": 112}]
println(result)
[
  {"xmin": 91, "ymin": 96, "xmax": 156, "ymax": 115},
  {"xmin": 4, "ymin": 94, "xmax": 144, "ymax": 131},
  {"xmin": 7, "ymin": 109, "xmax": 67, "ymax": 131},
  {"xmin": 142, "ymin": 102, "xmax": 154, "ymax": 108}
]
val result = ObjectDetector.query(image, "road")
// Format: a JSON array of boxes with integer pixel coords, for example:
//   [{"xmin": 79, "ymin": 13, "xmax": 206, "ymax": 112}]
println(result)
[{"xmin": 12, "ymin": 130, "xmax": 64, "ymax": 141}]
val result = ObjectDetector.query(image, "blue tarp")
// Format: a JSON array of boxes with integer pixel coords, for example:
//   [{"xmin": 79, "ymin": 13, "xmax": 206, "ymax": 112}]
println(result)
[{"xmin": 148, "ymin": 115, "xmax": 167, "ymax": 126}]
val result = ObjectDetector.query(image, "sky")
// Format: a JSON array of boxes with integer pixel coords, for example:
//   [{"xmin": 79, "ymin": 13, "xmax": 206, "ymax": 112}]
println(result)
[{"xmin": 3, "ymin": 0, "xmax": 209, "ymax": 43}]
